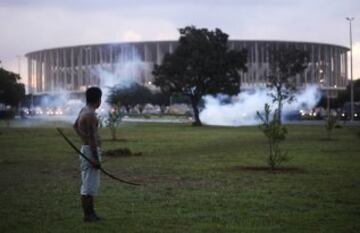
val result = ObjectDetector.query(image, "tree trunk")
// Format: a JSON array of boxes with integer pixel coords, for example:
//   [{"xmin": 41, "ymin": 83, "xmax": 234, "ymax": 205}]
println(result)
[
  {"xmin": 138, "ymin": 104, "xmax": 145, "ymax": 114},
  {"xmin": 276, "ymin": 87, "xmax": 283, "ymax": 125},
  {"xmin": 160, "ymin": 105, "xmax": 166, "ymax": 114},
  {"xmin": 111, "ymin": 127, "xmax": 117, "ymax": 141},
  {"xmin": 277, "ymin": 99, "xmax": 282, "ymax": 125},
  {"xmin": 190, "ymin": 97, "xmax": 202, "ymax": 126},
  {"xmin": 125, "ymin": 106, "xmax": 131, "ymax": 114}
]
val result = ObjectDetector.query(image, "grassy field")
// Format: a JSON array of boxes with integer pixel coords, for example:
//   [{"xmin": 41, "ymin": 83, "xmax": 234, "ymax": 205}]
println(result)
[{"xmin": 0, "ymin": 122, "xmax": 359, "ymax": 233}]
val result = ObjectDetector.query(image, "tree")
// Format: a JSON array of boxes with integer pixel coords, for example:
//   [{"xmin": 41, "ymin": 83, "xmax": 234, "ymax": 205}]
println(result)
[
  {"xmin": 107, "ymin": 83, "xmax": 153, "ymax": 113},
  {"xmin": 324, "ymin": 115, "xmax": 337, "ymax": 140},
  {"xmin": 0, "ymin": 68, "xmax": 25, "ymax": 107},
  {"xmin": 267, "ymin": 46, "xmax": 309, "ymax": 124},
  {"xmin": 105, "ymin": 105, "xmax": 124, "ymax": 141},
  {"xmin": 257, "ymin": 103, "xmax": 289, "ymax": 169},
  {"xmin": 150, "ymin": 91, "xmax": 170, "ymax": 114},
  {"xmin": 153, "ymin": 26, "xmax": 247, "ymax": 126}
]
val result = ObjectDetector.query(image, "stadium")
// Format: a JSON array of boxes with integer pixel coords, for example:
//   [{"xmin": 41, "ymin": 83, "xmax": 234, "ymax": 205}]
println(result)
[{"xmin": 25, "ymin": 40, "xmax": 349, "ymax": 96}]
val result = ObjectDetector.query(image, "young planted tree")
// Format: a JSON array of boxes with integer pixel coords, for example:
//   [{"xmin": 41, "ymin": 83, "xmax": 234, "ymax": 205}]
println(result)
[
  {"xmin": 153, "ymin": 26, "xmax": 247, "ymax": 126},
  {"xmin": 324, "ymin": 115, "xmax": 337, "ymax": 140},
  {"xmin": 105, "ymin": 105, "xmax": 124, "ymax": 141},
  {"xmin": 257, "ymin": 103, "xmax": 289, "ymax": 169},
  {"xmin": 267, "ymin": 46, "xmax": 309, "ymax": 124}
]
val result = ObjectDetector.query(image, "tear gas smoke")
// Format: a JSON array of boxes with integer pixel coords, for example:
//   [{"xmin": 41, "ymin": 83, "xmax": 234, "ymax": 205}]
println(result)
[
  {"xmin": 199, "ymin": 85, "xmax": 321, "ymax": 126},
  {"xmin": 23, "ymin": 44, "xmax": 146, "ymax": 126},
  {"xmin": 31, "ymin": 89, "xmax": 83, "ymax": 123},
  {"xmin": 96, "ymin": 44, "xmax": 147, "ymax": 114}
]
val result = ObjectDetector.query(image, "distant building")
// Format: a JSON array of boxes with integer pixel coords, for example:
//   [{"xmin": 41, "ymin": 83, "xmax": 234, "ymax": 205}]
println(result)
[{"xmin": 26, "ymin": 40, "xmax": 349, "ymax": 96}]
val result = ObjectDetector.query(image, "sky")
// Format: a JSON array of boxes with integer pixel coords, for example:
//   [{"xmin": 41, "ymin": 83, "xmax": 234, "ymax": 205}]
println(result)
[{"xmin": 1, "ymin": 0, "xmax": 359, "ymax": 88}]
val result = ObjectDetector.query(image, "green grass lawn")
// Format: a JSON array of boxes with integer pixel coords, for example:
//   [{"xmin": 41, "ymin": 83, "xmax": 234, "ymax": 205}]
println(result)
[{"xmin": 0, "ymin": 122, "xmax": 359, "ymax": 233}]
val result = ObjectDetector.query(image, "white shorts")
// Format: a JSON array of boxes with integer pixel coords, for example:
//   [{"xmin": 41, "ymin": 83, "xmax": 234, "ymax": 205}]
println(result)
[{"xmin": 80, "ymin": 145, "xmax": 102, "ymax": 196}]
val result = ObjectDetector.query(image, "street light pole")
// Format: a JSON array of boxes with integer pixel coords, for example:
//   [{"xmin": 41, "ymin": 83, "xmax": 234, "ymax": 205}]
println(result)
[{"xmin": 346, "ymin": 17, "xmax": 355, "ymax": 121}]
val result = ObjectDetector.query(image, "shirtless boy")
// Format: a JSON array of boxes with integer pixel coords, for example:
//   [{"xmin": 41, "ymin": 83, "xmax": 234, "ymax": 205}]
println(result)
[{"xmin": 73, "ymin": 87, "xmax": 102, "ymax": 222}]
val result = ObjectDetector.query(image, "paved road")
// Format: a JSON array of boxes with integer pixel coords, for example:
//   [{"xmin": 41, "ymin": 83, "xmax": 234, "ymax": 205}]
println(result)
[{"xmin": 7, "ymin": 115, "xmax": 360, "ymax": 127}]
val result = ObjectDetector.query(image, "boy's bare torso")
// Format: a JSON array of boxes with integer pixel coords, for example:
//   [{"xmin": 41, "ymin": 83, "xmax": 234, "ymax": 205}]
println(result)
[{"xmin": 74, "ymin": 106, "xmax": 101, "ymax": 148}]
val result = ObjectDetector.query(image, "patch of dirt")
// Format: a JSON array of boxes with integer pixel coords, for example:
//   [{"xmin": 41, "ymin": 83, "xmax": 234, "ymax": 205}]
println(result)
[
  {"xmin": 103, "ymin": 148, "xmax": 142, "ymax": 157},
  {"xmin": 226, "ymin": 166, "xmax": 305, "ymax": 173},
  {"xmin": 321, "ymin": 149, "xmax": 360, "ymax": 153}
]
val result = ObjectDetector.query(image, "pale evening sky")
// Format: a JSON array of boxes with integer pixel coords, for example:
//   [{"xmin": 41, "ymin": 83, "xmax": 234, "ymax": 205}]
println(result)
[{"xmin": 0, "ymin": 0, "xmax": 359, "ymax": 88}]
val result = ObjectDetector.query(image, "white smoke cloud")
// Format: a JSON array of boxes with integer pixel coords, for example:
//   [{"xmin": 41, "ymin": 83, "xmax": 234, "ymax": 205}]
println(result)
[
  {"xmin": 39, "ymin": 89, "xmax": 70, "ymax": 107},
  {"xmin": 95, "ymin": 44, "xmax": 147, "ymax": 112},
  {"xmin": 200, "ymin": 85, "xmax": 322, "ymax": 126},
  {"xmin": 20, "ymin": 44, "xmax": 146, "ymax": 126}
]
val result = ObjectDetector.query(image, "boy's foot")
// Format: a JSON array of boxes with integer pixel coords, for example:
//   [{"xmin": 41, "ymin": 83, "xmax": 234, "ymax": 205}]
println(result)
[
  {"xmin": 84, "ymin": 213, "xmax": 100, "ymax": 222},
  {"xmin": 93, "ymin": 212, "xmax": 102, "ymax": 220}
]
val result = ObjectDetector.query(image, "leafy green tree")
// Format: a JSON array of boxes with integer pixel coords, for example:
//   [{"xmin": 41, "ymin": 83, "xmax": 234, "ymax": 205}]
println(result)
[
  {"xmin": 257, "ymin": 103, "xmax": 289, "ymax": 169},
  {"xmin": 150, "ymin": 91, "xmax": 170, "ymax": 114},
  {"xmin": 153, "ymin": 26, "xmax": 247, "ymax": 126},
  {"xmin": 0, "ymin": 68, "xmax": 25, "ymax": 107},
  {"xmin": 107, "ymin": 83, "xmax": 153, "ymax": 113},
  {"xmin": 267, "ymin": 46, "xmax": 309, "ymax": 124}
]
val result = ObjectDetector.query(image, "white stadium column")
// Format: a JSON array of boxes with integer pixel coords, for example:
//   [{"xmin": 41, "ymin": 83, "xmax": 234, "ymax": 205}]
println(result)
[
  {"xmin": 345, "ymin": 50, "xmax": 348, "ymax": 85},
  {"xmin": 303, "ymin": 44, "xmax": 308, "ymax": 86},
  {"xmin": 156, "ymin": 43, "xmax": 161, "ymax": 65},
  {"xmin": 110, "ymin": 45, "xmax": 113, "ymax": 72},
  {"xmin": 27, "ymin": 55, "xmax": 32, "ymax": 94},
  {"xmin": 254, "ymin": 42, "xmax": 259, "ymax": 83},
  {"xmin": 63, "ymin": 49, "xmax": 67, "ymax": 90},
  {"xmin": 36, "ymin": 54, "xmax": 41, "ymax": 93},
  {"xmin": 44, "ymin": 52, "xmax": 48, "ymax": 92},
  {"xmin": 40, "ymin": 52, "xmax": 44, "ymax": 92},
  {"xmin": 71, "ymin": 48, "xmax": 75, "ymax": 90},
  {"xmin": 50, "ymin": 50, "xmax": 55, "ymax": 92},
  {"xmin": 79, "ymin": 48, "xmax": 83, "ymax": 88},
  {"xmin": 330, "ymin": 46, "xmax": 334, "ymax": 87},
  {"xmin": 56, "ymin": 50, "xmax": 60, "ymax": 91},
  {"xmin": 310, "ymin": 44, "xmax": 315, "ymax": 83}
]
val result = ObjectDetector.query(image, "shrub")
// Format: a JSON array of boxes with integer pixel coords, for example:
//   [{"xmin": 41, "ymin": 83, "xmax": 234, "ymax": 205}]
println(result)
[
  {"xmin": 0, "ymin": 109, "xmax": 16, "ymax": 120},
  {"xmin": 0, "ymin": 109, "xmax": 16, "ymax": 127}
]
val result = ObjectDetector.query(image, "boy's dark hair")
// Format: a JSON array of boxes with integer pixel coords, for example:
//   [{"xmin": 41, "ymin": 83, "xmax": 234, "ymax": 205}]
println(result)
[{"xmin": 86, "ymin": 87, "xmax": 102, "ymax": 104}]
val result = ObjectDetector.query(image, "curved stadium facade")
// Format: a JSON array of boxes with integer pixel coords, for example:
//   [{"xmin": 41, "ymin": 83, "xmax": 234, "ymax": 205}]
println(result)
[{"xmin": 26, "ymin": 40, "xmax": 349, "ymax": 95}]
